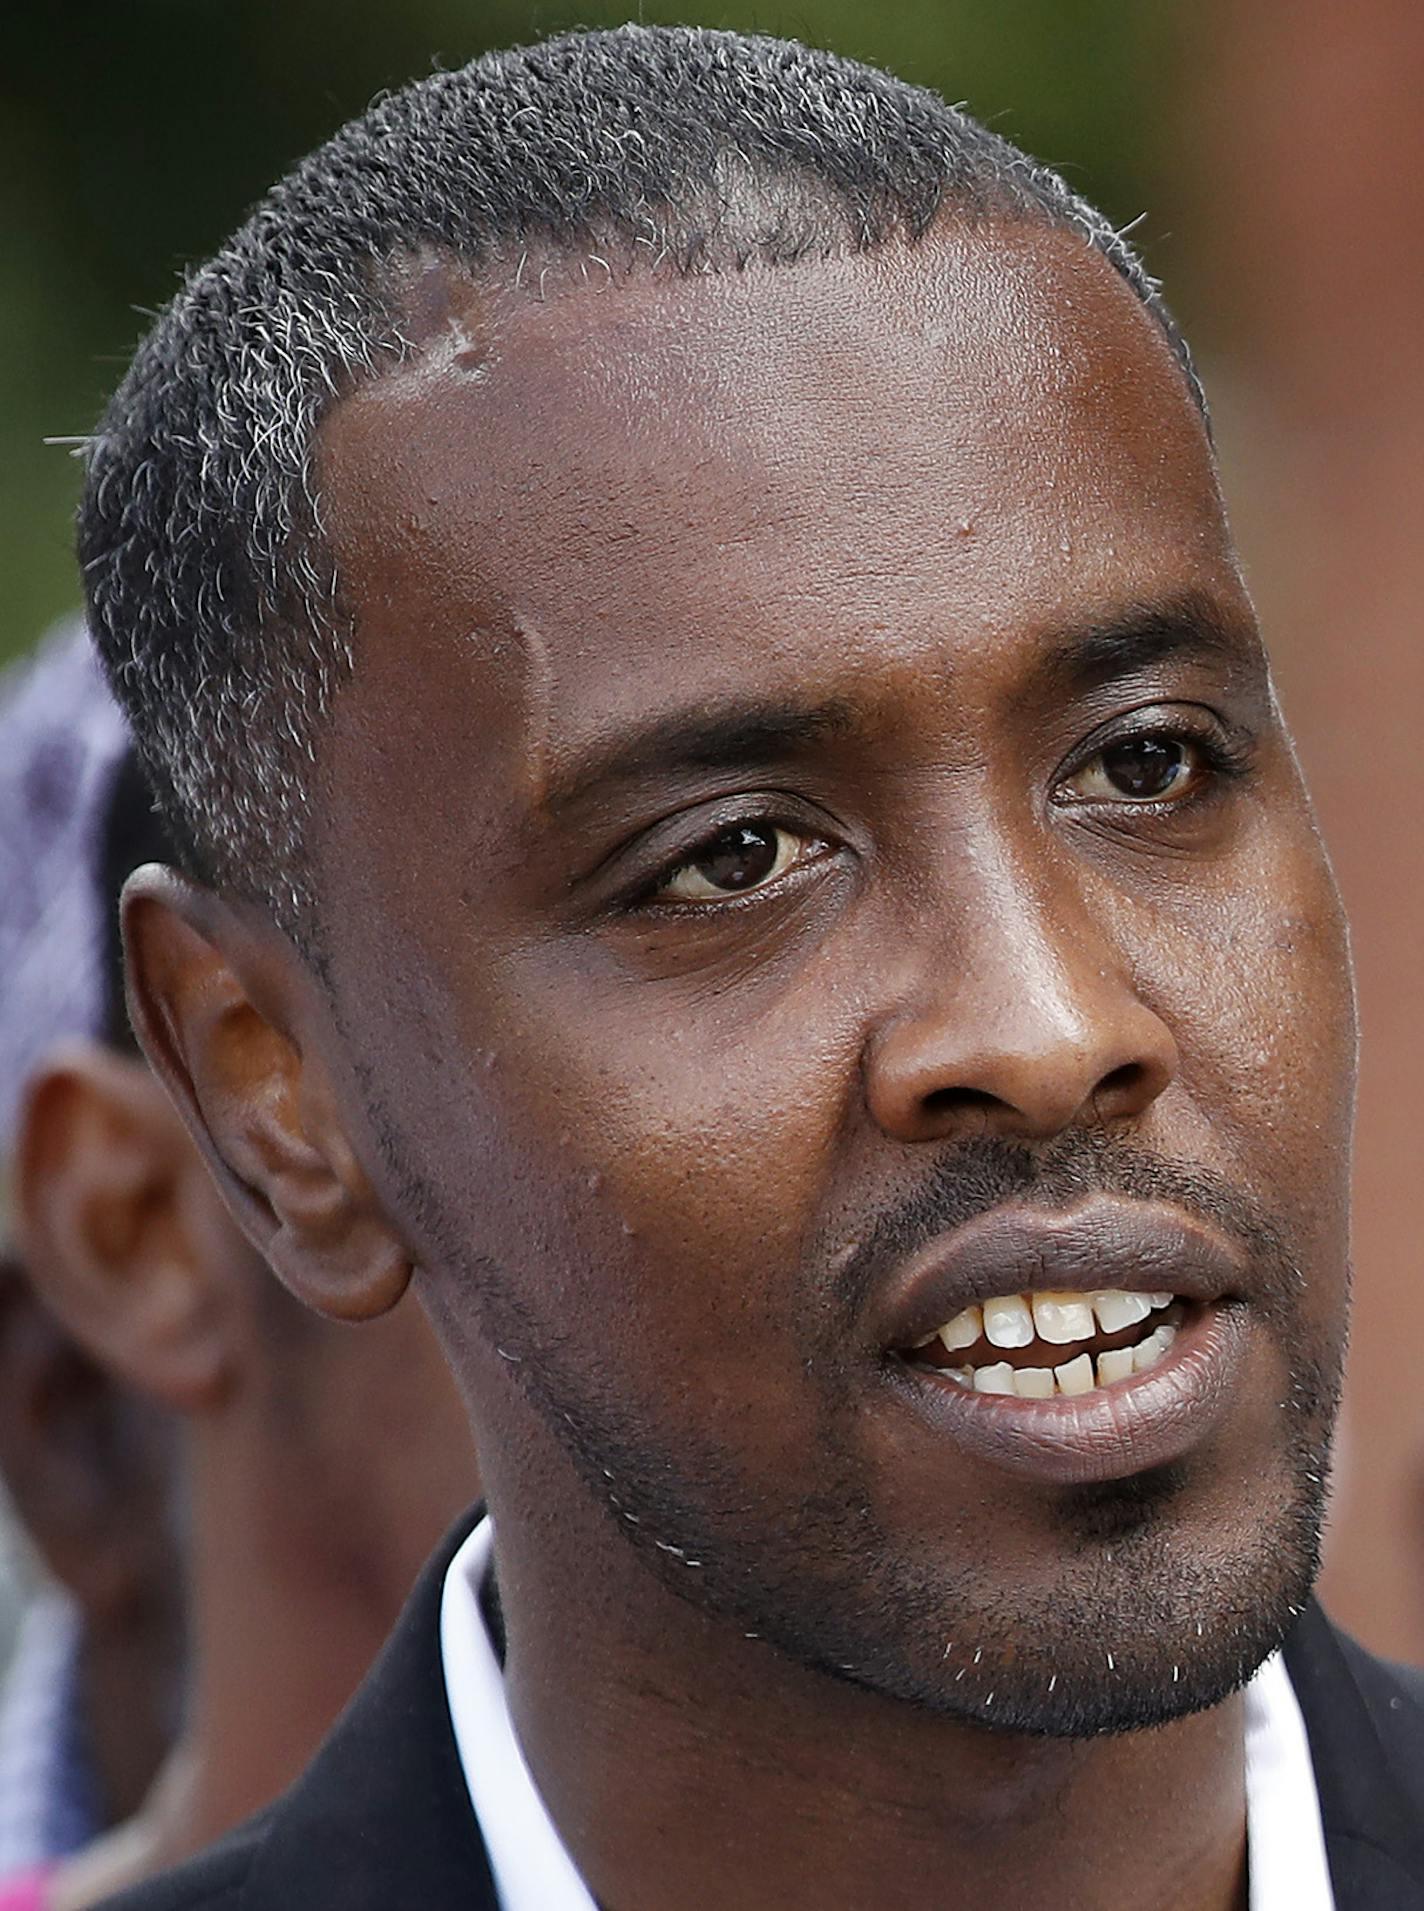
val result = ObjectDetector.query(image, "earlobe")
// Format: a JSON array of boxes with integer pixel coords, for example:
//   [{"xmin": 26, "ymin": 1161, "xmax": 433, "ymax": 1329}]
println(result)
[{"xmin": 121, "ymin": 866, "xmax": 414, "ymax": 1324}]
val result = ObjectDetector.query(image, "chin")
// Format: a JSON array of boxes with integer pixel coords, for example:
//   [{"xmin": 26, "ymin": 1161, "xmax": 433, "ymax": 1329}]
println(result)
[{"xmin": 808, "ymin": 1457, "xmax": 1330, "ymax": 1740}]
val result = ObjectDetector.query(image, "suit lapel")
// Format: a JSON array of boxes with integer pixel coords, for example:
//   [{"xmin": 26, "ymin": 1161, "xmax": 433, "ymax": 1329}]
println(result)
[
  {"xmin": 1284, "ymin": 1602, "xmax": 1424, "ymax": 1907},
  {"xmin": 234, "ymin": 1540, "xmax": 1424, "ymax": 1910},
  {"xmin": 246, "ymin": 1506, "xmax": 501, "ymax": 1909}
]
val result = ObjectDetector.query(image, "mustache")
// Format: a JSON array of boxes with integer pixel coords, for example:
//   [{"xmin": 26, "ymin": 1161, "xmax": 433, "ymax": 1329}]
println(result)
[{"xmin": 830, "ymin": 1129, "xmax": 1301, "ymax": 1322}]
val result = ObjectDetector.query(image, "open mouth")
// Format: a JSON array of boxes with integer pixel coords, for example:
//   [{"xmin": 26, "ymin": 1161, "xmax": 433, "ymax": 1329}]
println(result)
[
  {"xmin": 898, "ymin": 1289, "xmax": 1195, "ymax": 1401},
  {"xmin": 873, "ymin": 1199, "xmax": 1249, "ymax": 1482}
]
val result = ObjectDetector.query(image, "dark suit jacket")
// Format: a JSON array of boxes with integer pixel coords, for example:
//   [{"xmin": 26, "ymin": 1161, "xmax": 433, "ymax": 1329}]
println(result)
[{"xmin": 99, "ymin": 1514, "xmax": 1424, "ymax": 1909}]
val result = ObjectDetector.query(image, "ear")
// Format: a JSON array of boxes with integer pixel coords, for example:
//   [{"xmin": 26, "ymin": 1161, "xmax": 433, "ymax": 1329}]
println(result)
[
  {"xmin": 120, "ymin": 865, "xmax": 412, "ymax": 1324},
  {"xmin": 15, "ymin": 1040, "xmax": 233, "ymax": 1411}
]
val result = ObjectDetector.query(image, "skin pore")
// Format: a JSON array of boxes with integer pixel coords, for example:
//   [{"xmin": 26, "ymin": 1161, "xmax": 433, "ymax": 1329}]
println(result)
[{"xmin": 124, "ymin": 217, "xmax": 1355, "ymax": 1909}]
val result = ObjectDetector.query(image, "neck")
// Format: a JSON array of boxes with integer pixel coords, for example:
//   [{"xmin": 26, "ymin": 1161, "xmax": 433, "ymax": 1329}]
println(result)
[
  {"xmin": 494, "ymin": 1492, "xmax": 1249, "ymax": 1911},
  {"xmin": 155, "ymin": 1415, "xmax": 420, "ymax": 1861},
  {"xmin": 59, "ymin": 1383, "xmax": 469, "ymax": 1909}
]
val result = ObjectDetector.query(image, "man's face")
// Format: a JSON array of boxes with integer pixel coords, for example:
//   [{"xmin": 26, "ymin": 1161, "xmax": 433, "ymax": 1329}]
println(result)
[{"xmin": 311, "ymin": 219, "xmax": 1354, "ymax": 1733}]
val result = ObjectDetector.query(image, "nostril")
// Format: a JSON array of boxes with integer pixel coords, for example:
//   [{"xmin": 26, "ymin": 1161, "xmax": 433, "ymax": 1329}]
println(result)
[
  {"xmin": 1093, "ymin": 1062, "xmax": 1149, "ymax": 1110},
  {"xmin": 921, "ymin": 1086, "xmax": 1008, "ymax": 1120}
]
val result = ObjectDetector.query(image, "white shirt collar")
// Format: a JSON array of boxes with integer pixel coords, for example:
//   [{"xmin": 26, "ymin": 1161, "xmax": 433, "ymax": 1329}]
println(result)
[
  {"xmin": 1243, "ymin": 1646, "xmax": 1334, "ymax": 1909},
  {"xmin": 441, "ymin": 1516, "xmax": 1333, "ymax": 1911},
  {"xmin": 439, "ymin": 1519, "xmax": 595, "ymax": 1910}
]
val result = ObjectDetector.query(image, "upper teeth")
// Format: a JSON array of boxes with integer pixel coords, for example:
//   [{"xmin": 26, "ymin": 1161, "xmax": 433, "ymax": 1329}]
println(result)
[
  {"xmin": 939, "ymin": 1288, "xmax": 1173, "ymax": 1354},
  {"xmin": 920, "ymin": 1288, "xmax": 1181, "ymax": 1399}
]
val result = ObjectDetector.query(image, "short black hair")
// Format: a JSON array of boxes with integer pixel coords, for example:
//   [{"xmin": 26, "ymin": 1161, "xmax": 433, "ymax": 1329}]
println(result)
[{"xmin": 79, "ymin": 24, "xmax": 1200, "ymax": 931}]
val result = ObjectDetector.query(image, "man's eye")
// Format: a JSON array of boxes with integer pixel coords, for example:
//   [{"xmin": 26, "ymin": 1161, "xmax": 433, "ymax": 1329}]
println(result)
[
  {"xmin": 653, "ymin": 823, "xmax": 816, "ymax": 904},
  {"xmin": 1064, "ymin": 734, "xmax": 1207, "ymax": 804}
]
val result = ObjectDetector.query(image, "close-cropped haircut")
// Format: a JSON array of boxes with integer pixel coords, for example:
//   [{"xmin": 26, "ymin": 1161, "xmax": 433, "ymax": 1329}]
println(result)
[{"xmin": 78, "ymin": 24, "xmax": 1201, "ymax": 935}]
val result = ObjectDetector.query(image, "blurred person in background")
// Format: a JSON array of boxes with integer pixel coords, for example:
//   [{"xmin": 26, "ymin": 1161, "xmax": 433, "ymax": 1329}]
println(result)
[
  {"xmin": 0, "ymin": 626, "xmax": 477, "ymax": 1910},
  {"xmin": 0, "ymin": 629, "xmax": 179, "ymax": 1893}
]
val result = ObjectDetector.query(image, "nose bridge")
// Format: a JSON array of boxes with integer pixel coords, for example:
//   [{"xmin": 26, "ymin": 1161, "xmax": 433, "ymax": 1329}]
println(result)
[
  {"xmin": 866, "ymin": 812, "xmax": 1177, "ymax": 1141},
  {"xmin": 971, "ymin": 829, "xmax": 1114, "ymax": 1044}
]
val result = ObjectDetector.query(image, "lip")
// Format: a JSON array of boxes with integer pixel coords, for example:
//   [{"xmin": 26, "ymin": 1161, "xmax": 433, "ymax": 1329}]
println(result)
[
  {"xmin": 874, "ymin": 1192, "xmax": 1249, "ymax": 1354},
  {"xmin": 889, "ymin": 1296, "xmax": 1248, "ymax": 1484},
  {"xmin": 869, "ymin": 1193, "xmax": 1254, "ymax": 1486}
]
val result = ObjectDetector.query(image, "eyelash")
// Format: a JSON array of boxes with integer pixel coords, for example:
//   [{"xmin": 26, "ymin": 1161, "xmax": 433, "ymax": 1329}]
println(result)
[
  {"xmin": 629, "ymin": 810, "xmax": 831, "ymax": 914},
  {"xmin": 622, "ymin": 713, "xmax": 1254, "ymax": 915},
  {"xmin": 1053, "ymin": 714, "xmax": 1255, "ymax": 811}
]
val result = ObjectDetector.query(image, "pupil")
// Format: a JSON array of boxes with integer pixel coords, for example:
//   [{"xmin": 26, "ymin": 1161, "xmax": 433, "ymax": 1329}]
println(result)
[
  {"xmin": 1102, "ymin": 737, "xmax": 1185, "ymax": 798},
  {"xmin": 696, "ymin": 824, "xmax": 779, "ymax": 891}
]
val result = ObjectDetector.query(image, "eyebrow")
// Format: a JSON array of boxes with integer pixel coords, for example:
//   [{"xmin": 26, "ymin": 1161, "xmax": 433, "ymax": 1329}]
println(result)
[
  {"xmin": 543, "ymin": 591, "xmax": 1254, "ymax": 816},
  {"xmin": 544, "ymin": 698, "xmax": 856, "ymax": 815},
  {"xmin": 1037, "ymin": 589, "xmax": 1258, "ymax": 691}
]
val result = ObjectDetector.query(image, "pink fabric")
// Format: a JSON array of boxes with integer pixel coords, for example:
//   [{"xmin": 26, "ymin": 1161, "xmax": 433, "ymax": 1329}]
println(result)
[{"xmin": 0, "ymin": 1866, "xmax": 55, "ymax": 1910}]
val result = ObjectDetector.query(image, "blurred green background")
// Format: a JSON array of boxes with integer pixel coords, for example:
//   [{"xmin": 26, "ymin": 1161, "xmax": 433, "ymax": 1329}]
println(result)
[{"xmin": 4, "ymin": 0, "xmax": 1186, "ymax": 664}]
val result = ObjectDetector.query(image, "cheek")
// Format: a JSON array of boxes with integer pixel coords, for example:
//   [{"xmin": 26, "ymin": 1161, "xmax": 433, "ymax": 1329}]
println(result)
[
  {"xmin": 1131, "ymin": 836, "xmax": 1356, "ymax": 1270},
  {"xmin": 391, "ymin": 942, "xmax": 867, "ymax": 1371}
]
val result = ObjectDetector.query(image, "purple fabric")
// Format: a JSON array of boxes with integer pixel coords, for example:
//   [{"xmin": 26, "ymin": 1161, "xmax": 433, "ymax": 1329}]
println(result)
[
  {"xmin": 0, "ymin": 619, "xmax": 129, "ymax": 1156},
  {"xmin": 0, "ymin": 1592, "xmax": 100, "ymax": 1873}
]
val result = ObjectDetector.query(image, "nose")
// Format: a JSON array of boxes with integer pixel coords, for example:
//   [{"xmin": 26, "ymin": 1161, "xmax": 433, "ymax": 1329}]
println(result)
[{"xmin": 863, "ymin": 870, "xmax": 1178, "ymax": 1146}]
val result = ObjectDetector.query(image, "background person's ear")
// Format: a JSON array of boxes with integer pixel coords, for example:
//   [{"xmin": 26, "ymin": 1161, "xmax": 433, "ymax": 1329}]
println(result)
[
  {"xmin": 120, "ymin": 866, "xmax": 413, "ymax": 1323},
  {"xmin": 15, "ymin": 1039, "xmax": 234, "ymax": 1411}
]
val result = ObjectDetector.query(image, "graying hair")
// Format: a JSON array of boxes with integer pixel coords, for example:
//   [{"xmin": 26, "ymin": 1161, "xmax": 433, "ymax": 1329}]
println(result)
[{"xmin": 78, "ymin": 24, "xmax": 1200, "ymax": 932}]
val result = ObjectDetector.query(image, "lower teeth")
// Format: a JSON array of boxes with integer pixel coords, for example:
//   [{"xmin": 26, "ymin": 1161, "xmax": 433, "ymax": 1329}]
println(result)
[{"xmin": 947, "ymin": 1323, "xmax": 1177, "ymax": 1399}]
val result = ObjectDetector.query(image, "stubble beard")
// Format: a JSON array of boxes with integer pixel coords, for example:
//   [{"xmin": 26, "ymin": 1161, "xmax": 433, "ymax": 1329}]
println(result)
[
  {"xmin": 383, "ymin": 1103, "xmax": 1346, "ymax": 1739},
  {"xmin": 491, "ymin": 1317, "xmax": 1340, "ymax": 1738}
]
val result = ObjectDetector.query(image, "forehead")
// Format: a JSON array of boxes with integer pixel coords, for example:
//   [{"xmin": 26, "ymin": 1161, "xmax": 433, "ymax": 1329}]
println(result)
[{"xmin": 317, "ymin": 219, "xmax": 1236, "ymax": 811}]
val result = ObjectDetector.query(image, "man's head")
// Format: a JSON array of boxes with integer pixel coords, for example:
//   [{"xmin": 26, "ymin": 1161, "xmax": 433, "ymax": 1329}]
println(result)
[
  {"xmin": 0, "ymin": 635, "xmax": 179, "ymax": 1623},
  {"xmin": 85, "ymin": 28, "xmax": 1355, "ymax": 1742},
  {"xmin": 0, "ymin": 626, "xmax": 181, "ymax": 1832}
]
